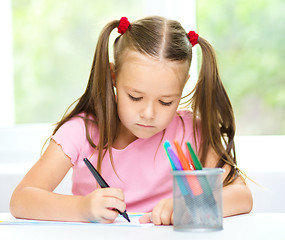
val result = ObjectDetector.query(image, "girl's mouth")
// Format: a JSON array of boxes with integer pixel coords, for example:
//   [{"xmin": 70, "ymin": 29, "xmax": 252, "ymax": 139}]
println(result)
[{"xmin": 136, "ymin": 124, "xmax": 154, "ymax": 128}]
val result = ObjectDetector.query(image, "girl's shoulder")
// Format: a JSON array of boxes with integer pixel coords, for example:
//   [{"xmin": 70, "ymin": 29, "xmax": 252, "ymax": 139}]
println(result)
[
  {"xmin": 62, "ymin": 112, "xmax": 96, "ymax": 128},
  {"xmin": 51, "ymin": 113, "xmax": 98, "ymax": 163},
  {"xmin": 55, "ymin": 113, "xmax": 96, "ymax": 135},
  {"xmin": 165, "ymin": 109, "xmax": 193, "ymax": 131},
  {"xmin": 165, "ymin": 109, "xmax": 201, "ymax": 142},
  {"xmin": 176, "ymin": 109, "xmax": 194, "ymax": 119},
  {"xmin": 176, "ymin": 109, "xmax": 201, "ymax": 125},
  {"xmin": 174, "ymin": 109, "xmax": 197, "ymax": 126},
  {"xmin": 52, "ymin": 113, "xmax": 98, "ymax": 145}
]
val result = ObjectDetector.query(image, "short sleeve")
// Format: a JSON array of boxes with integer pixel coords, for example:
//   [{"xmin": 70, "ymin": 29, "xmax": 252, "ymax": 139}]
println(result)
[{"xmin": 51, "ymin": 116, "xmax": 86, "ymax": 165}]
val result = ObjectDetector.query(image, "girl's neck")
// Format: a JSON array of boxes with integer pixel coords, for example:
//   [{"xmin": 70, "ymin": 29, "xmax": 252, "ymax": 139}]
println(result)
[{"xmin": 112, "ymin": 123, "xmax": 138, "ymax": 150}]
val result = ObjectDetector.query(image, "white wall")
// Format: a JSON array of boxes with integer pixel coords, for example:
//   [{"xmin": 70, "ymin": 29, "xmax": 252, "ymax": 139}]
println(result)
[
  {"xmin": 0, "ymin": 124, "xmax": 73, "ymax": 212},
  {"xmin": 234, "ymin": 135, "xmax": 285, "ymax": 213}
]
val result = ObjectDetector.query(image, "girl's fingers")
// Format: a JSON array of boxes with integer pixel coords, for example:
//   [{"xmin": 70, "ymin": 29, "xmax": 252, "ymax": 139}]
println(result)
[
  {"xmin": 139, "ymin": 213, "xmax": 152, "ymax": 223},
  {"xmin": 100, "ymin": 188, "xmax": 125, "ymax": 201},
  {"xmin": 160, "ymin": 209, "xmax": 172, "ymax": 225},
  {"xmin": 151, "ymin": 202, "xmax": 164, "ymax": 225},
  {"xmin": 94, "ymin": 188, "xmax": 126, "ymax": 213},
  {"xmin": 85, "ymin": 188, "xmax": 126, "ymax": 223},
  {"xmin": 103, "ymin": 196, "xmax": 126, "ymax": 213},
  {"xmin": 151, "ymin": 198, "xmax": 173, "ymax": 225},
  {"xmin": 99, "ymin": 208, "xmax": 119, "ymax": 223}
]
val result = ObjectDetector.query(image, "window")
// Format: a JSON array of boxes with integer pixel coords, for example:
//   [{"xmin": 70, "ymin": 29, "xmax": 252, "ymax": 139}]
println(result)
[{"xmin": 196, "ymin": 0, "xmax": 285, "ymax": 135}]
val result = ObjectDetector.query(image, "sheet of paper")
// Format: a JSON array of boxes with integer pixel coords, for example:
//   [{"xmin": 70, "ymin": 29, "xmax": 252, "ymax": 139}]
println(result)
[{"xmin": 0, "ymin": 213, "xmax": 153, "ymax": 227}]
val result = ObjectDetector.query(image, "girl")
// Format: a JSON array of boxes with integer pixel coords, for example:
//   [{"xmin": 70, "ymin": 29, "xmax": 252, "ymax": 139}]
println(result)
[{"xmin": 10, "ymin": 16, "xmax": 252, "ymax": 225}]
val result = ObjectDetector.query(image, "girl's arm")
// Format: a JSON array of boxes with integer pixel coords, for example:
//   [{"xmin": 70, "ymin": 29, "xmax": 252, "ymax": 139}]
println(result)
[
  {"xmin": 204, "ymin": 147, "xmax": 253, "ymax": 217},
  {"xmin": 139, "ymin": 147, "xmax": 253, "ymax": 225},
  {"xmin": 10, "ymin": 140, "xmax": 126, "ymax": 223},
  {"xmin": 222, "ymin": 176, "xmax": 253, "ymax": 217}
]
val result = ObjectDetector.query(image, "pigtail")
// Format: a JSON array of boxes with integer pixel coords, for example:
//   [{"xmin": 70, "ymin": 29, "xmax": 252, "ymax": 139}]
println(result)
[
  {"xmin": 53, "ymin": 20, "xmax": 121, "ymax": 174},
  {"xmin": 90, "ymin": 20, "xmax": 121, "ymax": 173},
  {"xmin": 191, "ymin": 37, "xmax": 238, "ymax": 185}
]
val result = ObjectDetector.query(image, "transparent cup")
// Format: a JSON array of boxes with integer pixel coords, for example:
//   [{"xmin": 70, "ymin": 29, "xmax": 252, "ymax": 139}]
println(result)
[{"xmin": 172, "ymin": 168, "xmax": 224, "ymax": 232}]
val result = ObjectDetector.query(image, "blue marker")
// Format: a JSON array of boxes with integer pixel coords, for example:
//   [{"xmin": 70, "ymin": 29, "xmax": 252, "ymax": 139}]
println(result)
[{"xmin": 163, "ymin": 141, "xmax": 175, "ymax": 170}]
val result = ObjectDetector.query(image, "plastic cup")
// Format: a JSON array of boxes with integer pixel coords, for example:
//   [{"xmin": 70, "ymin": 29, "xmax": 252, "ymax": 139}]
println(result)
[{"xmin": 172, "ymin": 168, "xmax": 224, "ymax": 232}]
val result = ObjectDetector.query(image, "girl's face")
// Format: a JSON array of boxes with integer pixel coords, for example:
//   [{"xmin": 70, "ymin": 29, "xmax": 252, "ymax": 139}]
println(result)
[{"xmin": 114, "ymin": 50, "xmax": 189, "ymax": 143}]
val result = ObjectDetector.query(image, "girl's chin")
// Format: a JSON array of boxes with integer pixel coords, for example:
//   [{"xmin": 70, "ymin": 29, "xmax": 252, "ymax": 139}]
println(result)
[{"xmin": 132, "ymin": 129, "xmax": 160, "ymax": 139}]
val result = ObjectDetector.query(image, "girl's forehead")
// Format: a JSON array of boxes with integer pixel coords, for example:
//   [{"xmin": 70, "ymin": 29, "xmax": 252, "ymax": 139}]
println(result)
[
  {"xmin": 119, "ymin": 50, "xmax": 189, "ymax": 80},
  {"xmin": 117, "ymin": 50, "xmax": 189, "ymax": 92}
]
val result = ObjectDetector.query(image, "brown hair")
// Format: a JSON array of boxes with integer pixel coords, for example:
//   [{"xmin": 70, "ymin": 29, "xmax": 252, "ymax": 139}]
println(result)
[{"xmin": 53, "ymin": 16, "xmax": 237, "ymax": 185}]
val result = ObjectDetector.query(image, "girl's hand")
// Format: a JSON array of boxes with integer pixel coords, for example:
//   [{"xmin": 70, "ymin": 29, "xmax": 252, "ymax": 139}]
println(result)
[
  {"xmin": 79, "ymin": 188, "xmax": 126, "ymax": 223},
  {"xmin": 139, "ymin": 198, "xmax": 173, "ymax": 225}
]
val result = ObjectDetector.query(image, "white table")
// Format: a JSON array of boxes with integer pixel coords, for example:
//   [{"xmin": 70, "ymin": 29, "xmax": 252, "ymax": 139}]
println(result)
[{"xmin": 1, "ymin": 213, "xmax": 284, "ymax": 240}]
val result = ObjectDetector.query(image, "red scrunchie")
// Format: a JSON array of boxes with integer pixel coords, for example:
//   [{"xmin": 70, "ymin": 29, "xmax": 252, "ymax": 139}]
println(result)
[
  {"xmin": 118, "ymin": 17, "xmax": 130, "ymax": 34},
  {"xmin": 187, "ymin": 31, "xmax": 199, "ymax": 47}
]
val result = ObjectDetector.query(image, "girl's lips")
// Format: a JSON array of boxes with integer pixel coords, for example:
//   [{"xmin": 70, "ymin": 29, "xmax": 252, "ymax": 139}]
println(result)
[{"xmin": 136, "ymin": 123, "xmax": 154, "ymax": 128}]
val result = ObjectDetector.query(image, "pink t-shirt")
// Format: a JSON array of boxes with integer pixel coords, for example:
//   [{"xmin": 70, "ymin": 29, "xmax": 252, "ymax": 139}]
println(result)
[{"xmin": 51, "ymin": 110, "xmax": 200, "ymax": 212}]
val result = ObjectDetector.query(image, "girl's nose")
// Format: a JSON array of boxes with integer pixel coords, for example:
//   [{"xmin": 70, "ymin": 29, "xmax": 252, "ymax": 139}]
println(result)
[{"xmin": 140, "ymin": 102, "xmax": 155, "ymax": 119}]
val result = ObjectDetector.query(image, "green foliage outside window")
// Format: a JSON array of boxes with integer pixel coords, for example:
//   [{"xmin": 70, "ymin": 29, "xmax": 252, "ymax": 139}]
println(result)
[
  {"xmin": 13, "ymin": 0, "xmax": 285, "ymax": 135},
  {"xmin": 197, "ymin": 0, "xmax": 285, "ymax": 135},
  {"xmin": 12, "ymin": 0, "xmax": 142, "ymax": 123}
]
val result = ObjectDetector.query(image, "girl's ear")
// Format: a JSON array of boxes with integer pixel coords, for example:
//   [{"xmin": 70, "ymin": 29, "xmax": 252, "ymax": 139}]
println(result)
[{"xmin": 110, "ymin": 63, "xmax": 116, "ymax": 86}]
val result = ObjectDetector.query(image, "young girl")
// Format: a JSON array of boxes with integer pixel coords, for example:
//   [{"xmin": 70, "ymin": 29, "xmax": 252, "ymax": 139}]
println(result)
[{"xmin": 10, "ymin": 16, "xmax": 252, "ymax": 225}]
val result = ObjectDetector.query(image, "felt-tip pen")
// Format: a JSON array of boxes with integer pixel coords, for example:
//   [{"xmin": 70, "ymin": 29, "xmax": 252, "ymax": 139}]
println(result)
[{"xmin": 83, "ymin": 158, "xmax": 130, "ymax": 223}]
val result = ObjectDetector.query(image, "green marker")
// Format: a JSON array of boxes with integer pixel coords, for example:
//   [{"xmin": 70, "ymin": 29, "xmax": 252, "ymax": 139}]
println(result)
[
  {"xmin": 186, "ymin": 141, "xmax": 218, "ymax": 214},
  {"xmin": 186, "ymin": 141, "xmax": 212, "ymax": 194},
  {"xmin": 186, "ymin": 141, "xmax": 203, "ymax": 170}
]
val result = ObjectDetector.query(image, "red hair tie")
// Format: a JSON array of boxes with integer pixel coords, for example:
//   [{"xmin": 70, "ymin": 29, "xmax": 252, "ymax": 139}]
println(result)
[
  {"xmin": 118, "ymin": 17, "xmax": 130, "ymax": 35},
  {"xmin": 187, "ymin": 31, "xmax": 199, "ymax": 47}
]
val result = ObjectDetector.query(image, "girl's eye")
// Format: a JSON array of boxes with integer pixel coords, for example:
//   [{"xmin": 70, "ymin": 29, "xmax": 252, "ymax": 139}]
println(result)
[
  {"xmin": 128, "ymin": 94, "xmax": 142, "ymax": 102},
  {"xmin": 159, "ymin": 100, "xmax": 173, "ymax": 106}
]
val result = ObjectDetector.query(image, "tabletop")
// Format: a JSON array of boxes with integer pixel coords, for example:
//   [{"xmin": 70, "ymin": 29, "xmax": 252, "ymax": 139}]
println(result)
[{"xmin": 1, "ymin": 212, "xmax": 284, "ymax": 240}]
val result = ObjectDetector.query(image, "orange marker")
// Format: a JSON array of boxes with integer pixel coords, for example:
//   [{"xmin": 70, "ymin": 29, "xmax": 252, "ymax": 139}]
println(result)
[
  {"xmin": 173, "ymin": 140, "xmax": 203, "ymax": 196},
  {"xmin": 173, "ymin": 140, "xmax": 193, "ymax": 170}
]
